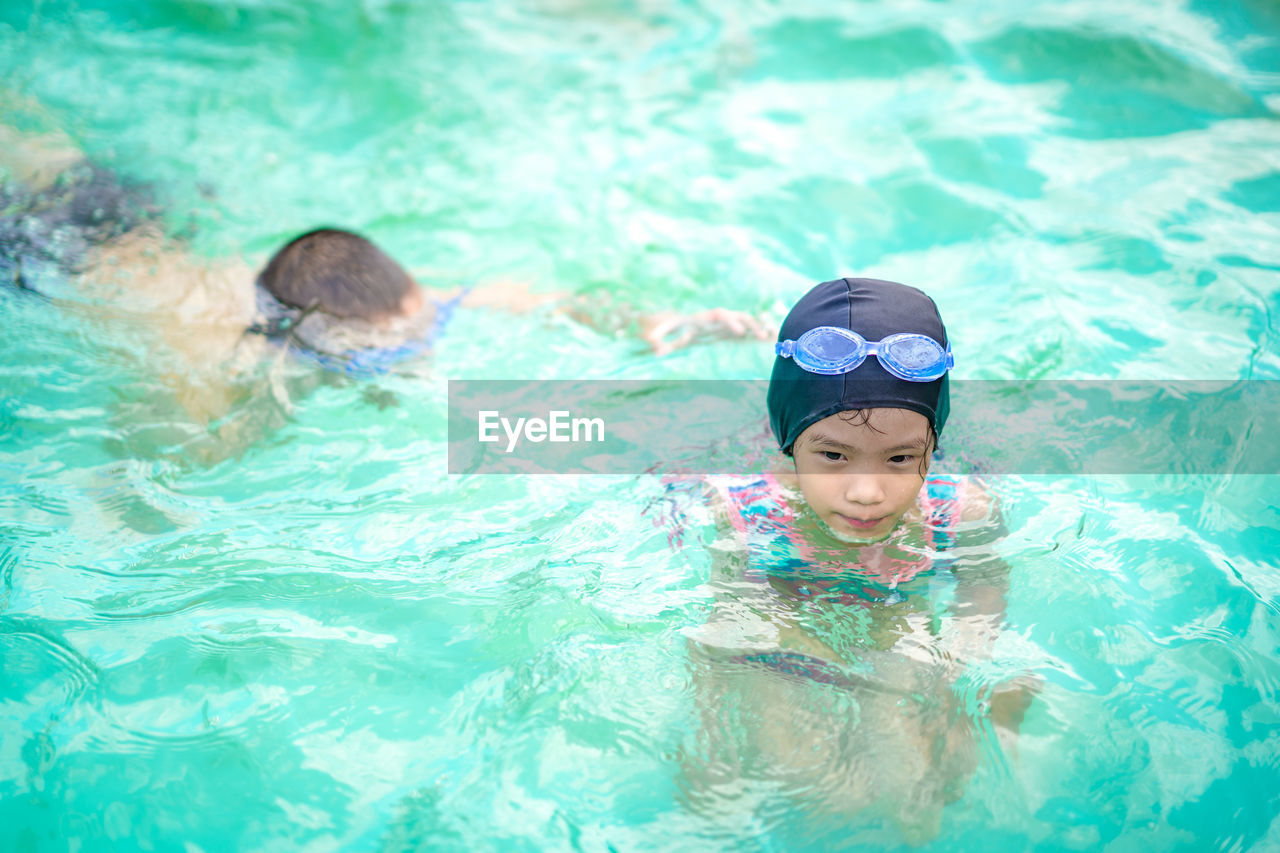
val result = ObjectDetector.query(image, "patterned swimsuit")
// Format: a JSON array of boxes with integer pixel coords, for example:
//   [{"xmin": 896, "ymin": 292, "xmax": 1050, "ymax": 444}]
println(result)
[
  {"xmin": 710, "ymin": 472, "xmax": 966, "ymax": 587},
  {"xmin": 705, "ymin": 473, "xmax": 968, "ymax": 678}
]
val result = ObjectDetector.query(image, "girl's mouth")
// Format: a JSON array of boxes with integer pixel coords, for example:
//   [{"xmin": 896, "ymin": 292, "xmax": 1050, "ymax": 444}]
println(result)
[{"xmin": 837, "ymin": 514, "xmax": 886, "ymax": 530}]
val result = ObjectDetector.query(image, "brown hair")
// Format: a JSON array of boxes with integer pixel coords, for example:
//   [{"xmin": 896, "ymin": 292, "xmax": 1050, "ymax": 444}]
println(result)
[{"xmin": 256, "ymin": 228, "xmax": 415, "ymax": 321}]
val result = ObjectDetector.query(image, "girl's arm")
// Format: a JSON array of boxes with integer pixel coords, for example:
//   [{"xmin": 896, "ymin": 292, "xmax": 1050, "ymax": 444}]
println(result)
[{"xmin": 947, "ymin": 480, "xmax": 1040, "ymax": 734}]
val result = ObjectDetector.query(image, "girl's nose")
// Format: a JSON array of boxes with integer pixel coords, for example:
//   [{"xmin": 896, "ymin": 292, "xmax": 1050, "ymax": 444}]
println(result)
[{"xmin": 844, "ymin": 474, "xmax": 886, "ymax": 506}]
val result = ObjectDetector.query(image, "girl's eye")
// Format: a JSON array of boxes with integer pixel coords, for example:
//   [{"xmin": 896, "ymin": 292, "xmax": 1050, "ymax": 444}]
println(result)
[
  {"xmin": 888, "ymin": 454, "xmax": 914, "ymax": 465},
  {"xmin": 821, "ymin": 451, "xmax": 844, "ymax": 462}
]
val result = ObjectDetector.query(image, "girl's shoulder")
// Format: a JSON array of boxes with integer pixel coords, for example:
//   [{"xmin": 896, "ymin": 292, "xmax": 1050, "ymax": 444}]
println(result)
[
  {"xmin": 921, "ymin": 472, "xmax": 1000, "ymax": 531},
  {"xmin": 949, "ymin": 475, "xmax": 995, "ymax": 523},
  {"xmin": 705, "ymin": 472, "xmax": 795, "ymax": 536}
]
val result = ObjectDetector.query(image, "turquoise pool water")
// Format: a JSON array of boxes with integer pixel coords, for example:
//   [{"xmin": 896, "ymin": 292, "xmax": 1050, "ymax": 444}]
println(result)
[{"xmin": 2, "ymin": 1, "xmax": 1279, "ymax": 849}]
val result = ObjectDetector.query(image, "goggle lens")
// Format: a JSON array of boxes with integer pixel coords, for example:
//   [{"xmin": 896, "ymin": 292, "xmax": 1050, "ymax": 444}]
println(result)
[
  {"xmin": 804, "ymin": 327, "xmax": 865, "ymax": 373},
  {"xmin": 886, "ymin": 337, "xmax": 936, "ymax": 369}
]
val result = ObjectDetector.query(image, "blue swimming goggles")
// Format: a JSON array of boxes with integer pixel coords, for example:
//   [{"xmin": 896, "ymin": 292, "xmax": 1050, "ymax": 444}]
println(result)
[
  {"xmin": 247, "ymin": 286, "xmax": 469, "ymax": 378},
  {"xmin": 775, "ymin": 326, "xmax": 953, "ymax": 380}
]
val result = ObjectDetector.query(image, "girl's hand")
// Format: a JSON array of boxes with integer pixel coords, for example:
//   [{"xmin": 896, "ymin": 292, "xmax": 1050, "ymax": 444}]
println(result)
[{"xmin": 640, "ymin": 308, "xmax": 773, "ymax": 356}]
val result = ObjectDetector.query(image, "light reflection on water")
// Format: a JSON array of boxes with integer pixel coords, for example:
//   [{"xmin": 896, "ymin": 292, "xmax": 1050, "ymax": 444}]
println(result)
[{"xmin": 2, "ymin": 0, "xmax": 1280, "ymax": 849}]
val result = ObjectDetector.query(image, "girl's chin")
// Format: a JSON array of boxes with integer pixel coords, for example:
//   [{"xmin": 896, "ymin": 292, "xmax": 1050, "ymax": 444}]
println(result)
[{"xmin": 816, "ymin": 515, "xmax": 896, "ymax": 545}]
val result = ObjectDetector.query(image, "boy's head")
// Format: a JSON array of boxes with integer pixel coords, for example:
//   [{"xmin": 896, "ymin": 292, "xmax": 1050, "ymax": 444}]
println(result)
[
  {"xmin": 767, "ymin": 277, "xmax": 952, "ymax": 542},
  {"xmin": 256, "ymin": 228, "xmax": 419, "ymax": 322}
]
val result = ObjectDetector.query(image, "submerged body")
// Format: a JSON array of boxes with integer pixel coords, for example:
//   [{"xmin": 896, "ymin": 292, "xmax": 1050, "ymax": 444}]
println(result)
[{"xmin": 686, "ymin": 456, "xmax": 1024, "ymax": 843}]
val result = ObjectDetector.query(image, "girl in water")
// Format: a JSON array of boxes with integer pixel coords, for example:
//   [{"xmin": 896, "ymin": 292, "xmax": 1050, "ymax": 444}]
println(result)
[{"xmin": 685, "ymin": 277, "xmax": 1033, "ymax": 844}]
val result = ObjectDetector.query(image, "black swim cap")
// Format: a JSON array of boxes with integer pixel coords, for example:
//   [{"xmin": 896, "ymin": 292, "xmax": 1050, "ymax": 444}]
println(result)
[{"xmin": 767, "ymin": 277, "xmax": 951, "ymax": 454}]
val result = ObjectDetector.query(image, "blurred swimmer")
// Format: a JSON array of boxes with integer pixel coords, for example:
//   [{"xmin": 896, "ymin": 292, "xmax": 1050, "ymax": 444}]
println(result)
[{"xmin": 2, "ymin": 123, "xmax": 771, "ymax": 458}]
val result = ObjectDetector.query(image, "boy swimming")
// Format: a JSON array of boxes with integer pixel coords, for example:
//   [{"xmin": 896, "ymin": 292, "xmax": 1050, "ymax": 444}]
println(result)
[
  {"xmin": 249, "ymin": 228, "xmax": 773, "ymax": 375},
  {"xmin": 684, "ymin": 277, "xmax": 1031, "ymax": 843},
  {"xmin": 2, "ymin": 123, "xmax": 772, "ymax": 461}
]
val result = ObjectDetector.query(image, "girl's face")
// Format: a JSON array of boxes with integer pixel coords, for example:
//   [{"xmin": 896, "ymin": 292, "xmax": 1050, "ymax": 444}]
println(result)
[{"xmin": 791, "ymin": 408, "xmax": 932, "ymax": 543}]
